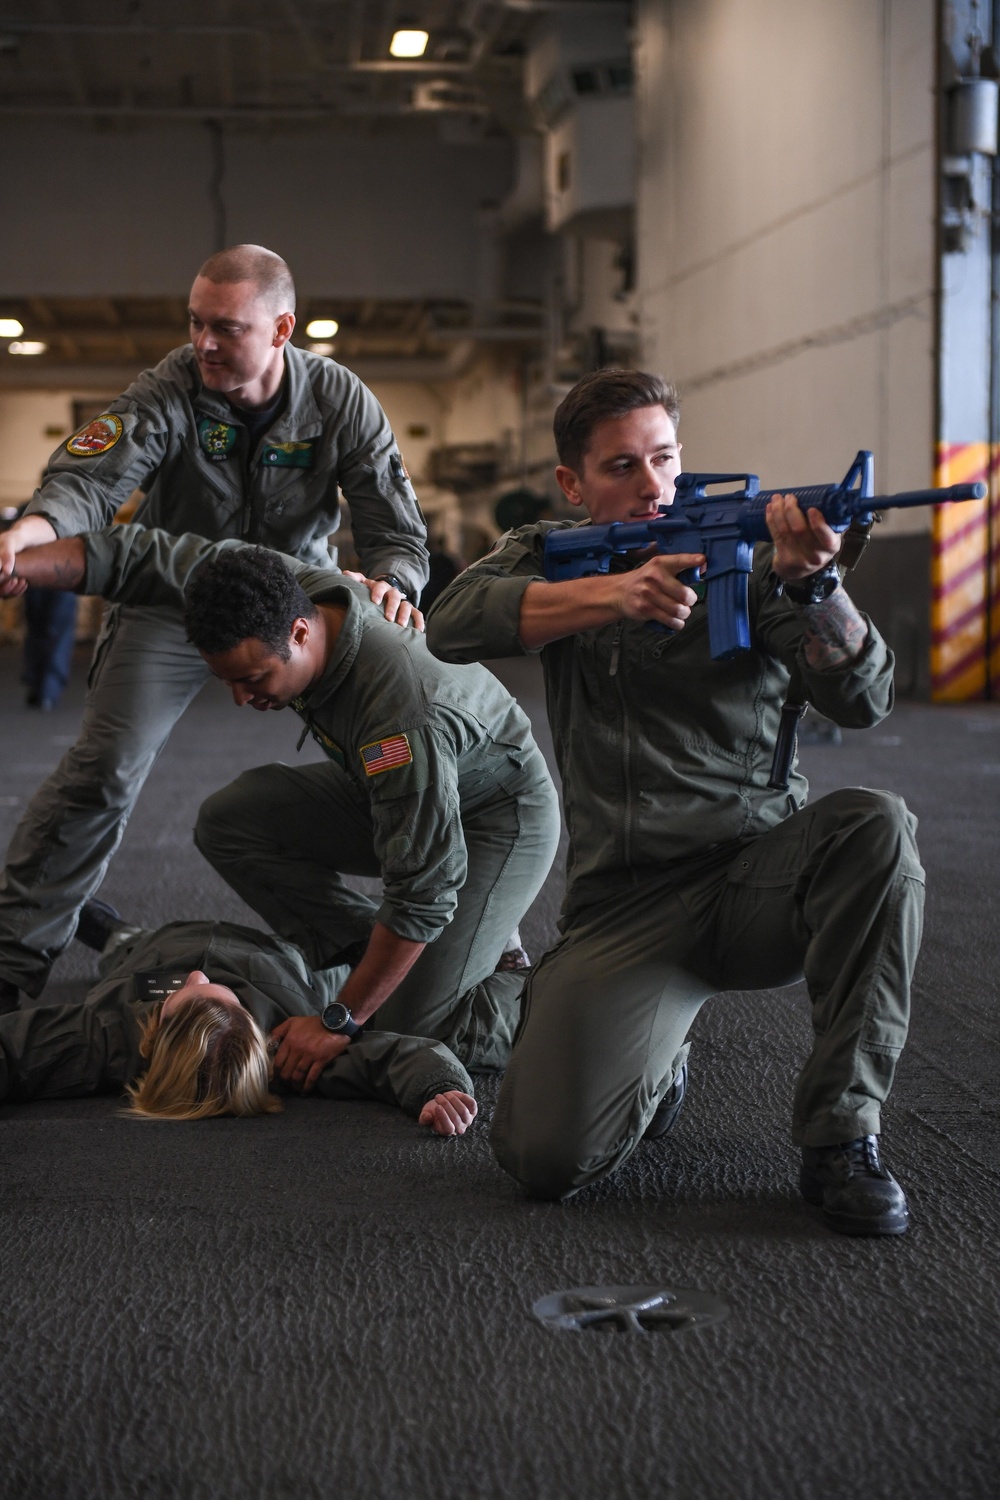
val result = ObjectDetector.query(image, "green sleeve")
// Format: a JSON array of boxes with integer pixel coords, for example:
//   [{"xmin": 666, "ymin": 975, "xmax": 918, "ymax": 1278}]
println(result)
[
  {"xmin": 0, "ymin": 996, "xmax": 142, "ymax": 1102},
  {"xmin": 82, "ymin": 524, "xmax": 242, "ymax": 606},
  {"xmin": 24, "ymin": 382, "xmax": 171, "ymax": 538},
  {"xmin": 426, "ymin": 525, "xmax": 552, "ymax": 663},
  {"xmin": 310, "ymin": 1030, "xmax": 473, "ymax": 1117},
  {"xmin": 329, "ymin": 372, "xmax": 429, "ymax": 599},
  {"xmin": 751, "ymin": 549, "xmax": 895, "ymax": 727}
]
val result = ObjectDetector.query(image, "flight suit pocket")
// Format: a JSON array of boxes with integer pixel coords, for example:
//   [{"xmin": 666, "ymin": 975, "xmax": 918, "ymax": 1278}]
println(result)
[
  {"xmin": 724, "ymin": 830, "xmax": 804, "ymax": 891},
  {"xmin": 87, "ymin": 603, "xmax": 120, "ymax": 689}
]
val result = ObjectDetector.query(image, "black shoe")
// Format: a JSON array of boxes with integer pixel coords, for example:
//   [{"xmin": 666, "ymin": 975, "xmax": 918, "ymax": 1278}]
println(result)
[
  {"xmin": 75, "ymin": 897, "xmax": 126, "ymax": 952},
  {"xmin": 643, "ymin": 1059, "xmax": 689, "ymax": 1142},
  {"xmin": 800, "ymin": 1135, "xmax": 909, "ymax": 1236},
  {"xmin": 0, "ymin": 978, "xmax": 19, "ymax": 1015}
]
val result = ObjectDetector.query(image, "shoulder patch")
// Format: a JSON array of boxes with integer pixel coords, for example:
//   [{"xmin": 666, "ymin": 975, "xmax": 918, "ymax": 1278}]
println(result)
[
  {"xmin": 360, "ymin": 733, "xmax": 413, "ymax": 777},
  {"xmin": 66, "ymin": 413, "xmax": 123, "ymax": 457}
]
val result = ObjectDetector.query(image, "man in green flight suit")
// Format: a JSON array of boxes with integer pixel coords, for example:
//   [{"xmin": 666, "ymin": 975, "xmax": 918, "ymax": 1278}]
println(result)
[
  {"xmin": 425, "ymin": 367, "xmax": 925, "ymax": 1237},
  {"xmin": 0, "ymin": 244, "xmax": 429, "ymax": 1012},
  {"xmin": 5, "ymin": 525, "xmax": 561, "ymax": 1076},
  {"xmin": 0, "ymin": 900, "xmax": 477, "ymax": 1134}
]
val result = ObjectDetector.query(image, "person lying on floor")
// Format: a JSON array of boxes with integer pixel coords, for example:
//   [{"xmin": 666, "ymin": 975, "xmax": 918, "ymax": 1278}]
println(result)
[{"xmin": 0, "ymin": 898, "xmax": 476, "ymax": 1133}]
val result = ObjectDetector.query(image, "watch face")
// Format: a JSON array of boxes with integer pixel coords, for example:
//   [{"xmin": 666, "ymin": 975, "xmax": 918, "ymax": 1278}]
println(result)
[{"xmin": 322, "ymin": 1002, "xmax": 351, "ymax": 1032}]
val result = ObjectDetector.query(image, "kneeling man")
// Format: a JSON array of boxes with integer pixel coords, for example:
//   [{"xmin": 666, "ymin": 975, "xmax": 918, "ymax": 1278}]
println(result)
[{"xmin": 426, "ymin": 368, "xmax": 924, "ymax": 1236}]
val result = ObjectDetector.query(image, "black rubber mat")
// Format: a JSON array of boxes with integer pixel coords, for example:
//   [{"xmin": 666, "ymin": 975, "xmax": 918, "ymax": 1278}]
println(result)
[{"xmin": 1, "ymin": 644, "xmax": 998, "ymax": 1499}]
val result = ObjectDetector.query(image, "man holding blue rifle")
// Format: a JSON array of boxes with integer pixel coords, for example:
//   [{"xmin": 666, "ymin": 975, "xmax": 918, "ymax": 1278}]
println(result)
[{"xmin": 426, "ymin": 367, "xmax": 930, "ymax": 1236}]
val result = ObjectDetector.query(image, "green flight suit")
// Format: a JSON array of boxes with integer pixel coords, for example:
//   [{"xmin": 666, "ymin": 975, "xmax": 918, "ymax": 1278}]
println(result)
[
  {"xmin": 1, "ymin": 344, "xmax": 429, "ymax": 997},
  {"xmin": 65, "ymin": 525, "xmax": 562, "ymax": 1071},
  {"xmin": 0, "ymin": 919, "xmax": 473, "ymax": 1115},
  {"xmin": 425, "ymin": 522, "xmax": 925, "ymax": 1199}
]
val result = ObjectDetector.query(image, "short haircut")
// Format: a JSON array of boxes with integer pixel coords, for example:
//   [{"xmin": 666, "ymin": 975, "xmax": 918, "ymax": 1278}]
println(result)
[
  {"xmin": 127, "ymin": 995, "xmax": 281, "ymax": 1120},
  {"xmin": 553, "ymin": 368, "xmax": 681, "ymax": 473},
  {"xmin": 195, "ymin": 244, "xmax": 296, "ymax": 314},
  {"xmin": 184, "ymin": 546, "xmax": 317, "ymax": 660}
]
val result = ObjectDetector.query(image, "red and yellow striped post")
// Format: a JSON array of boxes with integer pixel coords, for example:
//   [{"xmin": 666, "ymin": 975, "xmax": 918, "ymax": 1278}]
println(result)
[{"xmin": 931, "ymin": 441, "xmax": 1000, "ymax": 700}]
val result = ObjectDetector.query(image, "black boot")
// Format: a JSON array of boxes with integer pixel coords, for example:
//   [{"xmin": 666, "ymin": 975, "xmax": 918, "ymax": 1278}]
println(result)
[
  {"xmin": 642, "ymin": 1059, "xmax": 689, "ymax": 1142},
  {"xmin": 800, "ymin": 1135, "xmax": 909, "ymax": 1236},
  {"xmin": 75, "ymin": 898, "xmax": 126, "ymax": 953}
]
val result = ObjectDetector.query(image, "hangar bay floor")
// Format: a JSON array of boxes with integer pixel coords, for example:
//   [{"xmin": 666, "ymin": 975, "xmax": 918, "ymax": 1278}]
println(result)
[{"xmin": 1, "ymin": 643, "xmax": 998, "ymax": 1500}]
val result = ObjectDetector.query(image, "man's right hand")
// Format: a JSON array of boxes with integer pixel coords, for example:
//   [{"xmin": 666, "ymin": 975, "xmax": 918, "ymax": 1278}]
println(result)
[
  {"xmin": 0, "ymin": 516, "xmax": 59, "ymax": 597},
  {"xmin": 612, "ymin": 551, "xmax": 706, "ymax": 629},
  {"xmin": 518, "ymin": 550, "xmax": 706, "ymax": 650}
]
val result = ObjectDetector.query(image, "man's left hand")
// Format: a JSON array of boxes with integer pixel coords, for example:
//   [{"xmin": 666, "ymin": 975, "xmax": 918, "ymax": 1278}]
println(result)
[
  {"xmin": 343, "ymin": 572, "xmax": 425, "ymax": 631},
  {"xmin": 766, "ymin": 494, "xmax": 842, "ymax": 581},
  {"xmin": 269, "ymin": 1015, "xmax": 350, "ymax": 1093},
  {"xmin": 418, "ymin": 1090, "xmax": 478, "ymax": 1136}
]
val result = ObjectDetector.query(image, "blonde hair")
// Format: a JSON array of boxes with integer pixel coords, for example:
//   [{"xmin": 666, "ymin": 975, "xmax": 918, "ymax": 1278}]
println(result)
[{"xmin": 126, "ymin": 996, "xmax": 282, "ymax": 1120}]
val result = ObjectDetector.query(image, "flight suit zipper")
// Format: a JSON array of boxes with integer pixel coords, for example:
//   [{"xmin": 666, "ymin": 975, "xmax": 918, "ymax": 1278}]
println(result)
[{"xmin": 608, "ymin": 623, "xmax": 633, "ymax": 868}]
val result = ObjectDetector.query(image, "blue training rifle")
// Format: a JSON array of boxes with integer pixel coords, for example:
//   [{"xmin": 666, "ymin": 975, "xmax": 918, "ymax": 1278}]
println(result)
[{"xmin": 543, "ymin": 449, "xmax": 986, "ymax": 662}]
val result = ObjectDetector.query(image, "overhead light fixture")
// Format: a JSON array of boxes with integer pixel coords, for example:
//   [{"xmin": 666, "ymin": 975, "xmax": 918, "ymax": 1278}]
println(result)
[
  {"xmin": 8, "ymin": 339, "xmax": 47, "ymax": 356},
  {"xmin": 0, "ymin": 317, "xmax": 24, "ymax": 338},
  {"xmin": 309, "ymin": 342, "xmax": 336, "ymax": 357},
  {"xmin": 390, "ymin": 29, "xmax": 429, "ymax": 58},
  {"xmin": 305, "ymin": 318, "xmax": 339, "ymax": 339}
]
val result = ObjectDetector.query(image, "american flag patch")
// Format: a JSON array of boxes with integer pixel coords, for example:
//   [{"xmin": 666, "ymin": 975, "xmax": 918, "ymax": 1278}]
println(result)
[{"xmin": 359, "ymin": 733, "xmax": 413, "ymax": 776}]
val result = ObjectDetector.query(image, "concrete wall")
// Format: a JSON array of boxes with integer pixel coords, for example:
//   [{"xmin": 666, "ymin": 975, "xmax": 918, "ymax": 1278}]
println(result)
[
  {"xmin": 0, "ymin": 118, "xmax": 512, "ymax": 300},
  {"xmin": 635, "ymin": 0, "xmax": 936, "ymax": 536}
]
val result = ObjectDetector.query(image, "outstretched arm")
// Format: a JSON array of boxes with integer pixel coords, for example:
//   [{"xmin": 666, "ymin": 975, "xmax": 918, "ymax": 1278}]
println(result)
[{"xmin": 0, "ymin": 535, "xmax": 86, "ymax": 598}]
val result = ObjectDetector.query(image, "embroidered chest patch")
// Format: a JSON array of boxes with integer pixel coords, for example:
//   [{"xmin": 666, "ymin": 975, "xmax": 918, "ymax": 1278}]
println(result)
[
  {"xmin": 261, "ymin": 440, "xmax": 315, "ymax": 469},
  {"xmin": 198, "ymin": 419, "xmax": 238, "ymax": 461},
  {"xmin": 66, "ymin": 414, "xmax": 123, "ymax": 457},
  {"xmin": 360, "ymin": 734, "xmax": 413, "ymax": 777}
]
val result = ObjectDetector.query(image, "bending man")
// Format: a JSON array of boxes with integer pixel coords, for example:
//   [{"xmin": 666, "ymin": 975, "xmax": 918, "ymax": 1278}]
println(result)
[
  {"xmin": 0, "ymin": 244, "xmax": 428, "ymax": 1012},
  {"xmin": 6, "ymin": 527, "xmax": 561, "ymax": 1074},
  {"xmin": 426, "ymin": 368, "xmax": 924, "ymax": 1237}
]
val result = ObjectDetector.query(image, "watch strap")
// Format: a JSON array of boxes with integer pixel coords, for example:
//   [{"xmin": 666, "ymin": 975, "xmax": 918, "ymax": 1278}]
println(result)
[{"xmin": 781, "ymin": 564, "xmax": 841, "ymax": 606}]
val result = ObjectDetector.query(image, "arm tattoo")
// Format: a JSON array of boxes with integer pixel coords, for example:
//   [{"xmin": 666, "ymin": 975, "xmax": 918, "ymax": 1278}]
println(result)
[
  {"xmin": 13, "ymin": 538, "xmax": 86, "ymax": 591},
  {"xmin": 792, "ymin": 586, "xmax": 868, "ymax": 669},
  {"xmin": 52, "ymin": 556, "xmax": 83, "ymax": 588}
]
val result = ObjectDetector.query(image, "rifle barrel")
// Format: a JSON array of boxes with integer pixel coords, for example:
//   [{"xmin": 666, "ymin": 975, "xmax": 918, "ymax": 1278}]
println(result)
[{"xmin": 868, "ymin": 481, "xmax": 986, "ymax": 508}]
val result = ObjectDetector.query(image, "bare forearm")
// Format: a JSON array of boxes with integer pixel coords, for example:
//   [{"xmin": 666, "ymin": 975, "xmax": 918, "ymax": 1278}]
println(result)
[
  {"xmin": 335, "ymin": 921, "xmax": 427, "ymax": 1025},
  {"xmin": 9, "ymin": 536, "xmax": 88, "ymax": 591},
  {"xmin": 793, "ymin": 586, "xmax": 869, "ymax": 669},
  {"xmin": 518, "ymin": 578, "xmax": 622, "ymax": 648}
]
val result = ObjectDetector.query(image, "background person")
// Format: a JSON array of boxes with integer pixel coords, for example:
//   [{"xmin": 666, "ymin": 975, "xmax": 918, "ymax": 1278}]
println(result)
[
  {"xmin": 425, "ymin": 367, "xmax": 924, "ymax": 1237},
  {"xmin": 0, "ymin": 244, "xmax": 429, "ymax": 1013},
  {"xmin": 0, "ymin": 899, "xmax": 476, "ymax": 1135}
]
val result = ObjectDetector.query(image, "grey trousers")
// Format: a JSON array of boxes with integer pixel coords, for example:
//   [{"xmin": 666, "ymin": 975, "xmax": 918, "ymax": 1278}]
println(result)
[
  {"xmin": 0, "ymin": 606, "xmax": 210, "ymax": 995},
  {"xmin": 491, "ymin": 788, "xmax": 925, "ymax": 1200},
  {"xmin": 194, "ymin": 753, "xmax": 562, "ymax": 1071}
]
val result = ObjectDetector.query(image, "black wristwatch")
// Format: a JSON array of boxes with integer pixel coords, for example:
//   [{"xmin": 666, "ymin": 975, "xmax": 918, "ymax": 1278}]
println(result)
[
  {"xmin": 320, "ymin": 1002, "xmax": 363, "ymax": 1038},
  {"xmin": 781, "ymin": 564, "xmax": 841, "ymax": 606},
  {"xmin": 375, "ymin": 572, "xmax": 412, "ymax": 601}
]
